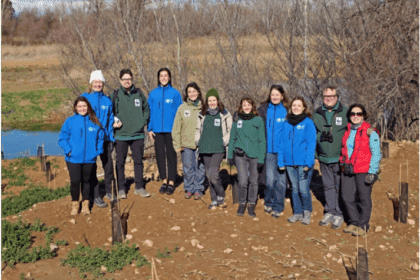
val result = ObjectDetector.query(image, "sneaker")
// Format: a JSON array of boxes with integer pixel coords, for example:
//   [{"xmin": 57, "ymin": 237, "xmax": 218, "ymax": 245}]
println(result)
[
  {"xmin": 319, "ymin": 213, "xmax": 334, "ymax": 227},
  {"xmin": 118, "ymin": 190, "xmax": 127, "ymax": 199},
  {"xmin": 166, "ymin": 185, "xmax": 175, "ymax": 195},
  {"xmin": 208, "ymin": 201, "xmax": 218, "ymax": 210},
  {"xmin": 104, "ymin": 193, "xmax": 117, "ymax": 201},
  {"xmin": 217, "ymin": 197, "xmax": 227, "ymax": 208},
  {"xmin": 237, "ymin": 204, "xmax": 246, "ymax": 217},
  {"xmin": 287, "ymin": 214, "xmax": 303, "ymax": 223},
  {"xmin": 247, "ymin": 204, "xmax": 256, "ymax": 218},
  {"xmin": 271, "ymin": 211, "xmax": 281, "ymax": 219},
  {"xmin": 185, "ymin": 192, "xmax": 193, "ymax": 199},
  {"xmin": 264, "ymin": 205, "xmax": 273, "ymax": 215},
  {"xmin": 134, "ymin": 188, "xmax": 151, "ymax": 197},
  {"xmin": 352, "ymin": 227, "xmax": 366, "ymax": 237},
  {"xmin": 343, "ymin": 224, "xmax": 358, "ymax": 234},
  {"xmin": 301, "ymin": 210, "xmax": 312, "ymax": 225},
  {"xmin": 159, "ymin": 184, "xmax": 168, "ymax": 194},
  {"xmin": 93, "ymin": 197, "xmax": 108, "ymax": 208},
  {"xmin": 331, "ymin": 216, "xmax": 344, "ymax": 229},
  {"xmin": 193, "ymin": 192, "xmax": 202, "ymax": 200}
]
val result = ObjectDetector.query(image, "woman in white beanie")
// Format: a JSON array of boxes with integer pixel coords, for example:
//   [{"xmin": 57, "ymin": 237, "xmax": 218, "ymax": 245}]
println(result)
[{"xmin": 81, "ymin": 70, "xmax": 116, "ymax": 208}]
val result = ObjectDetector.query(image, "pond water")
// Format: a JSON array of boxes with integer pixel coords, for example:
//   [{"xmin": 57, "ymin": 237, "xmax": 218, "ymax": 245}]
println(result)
[{"xmin": 1, "ymin": 130, "xmax": 63, "ymax": 159}]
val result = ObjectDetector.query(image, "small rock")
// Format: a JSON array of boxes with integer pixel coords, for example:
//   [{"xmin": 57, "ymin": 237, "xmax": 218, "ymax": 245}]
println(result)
[
  {"xmin": 294, "ymin": 274, "xmax": 300, "ymax": 277},
  {"xmin": 75, "ymin": 242, "xmax": 80, "ymax": 245},
  {"xmin": 108, "ymin": 237, "xmax": 112, "ymax": 242},
  {"xmin": 408, "ymin": 219, "xmax": 415, "ymax": 225},
  {"xmin": 253, "ymin": 217, "xmax": 259, "ymax": 221},
  {"xmin": 379, "ymin": 245, "xmax": 385, "ymax": 249},
  {"xmin": 143, "ymin": 240, "xmax": 153, "ymax": 247},
  {"xmin": 230, "ymin": 234, "xmax": 238, "ymax": 238},
  {"xmin": 224, "ymin": 248, "xmax": 233, "ymax": 254},
  {"xmin": 337, "ymin": 258, "xmax": 343, "ymax": 263},
  {"xmin": 291, "ymin": 260, "xmax": 296, "ymax": 264},
  {"xmin": 69, "ymin": 219, "xmax": 76, "ymax": 224},
  {"xmin": 252, "ymin": 246, "xmax": 259, "ymax": 251},
  {"xmin": 134, "ymin": 269, "xmax": 140, "ymax": 274},
  {"xmin": 192, "ymin": 228, "xmax": 197, "ymax": 232},
  {"xmin": 321, "ymin": 239, "xmax": 327, "ymax": 243},
  {"xmin": 260, "ymin": 246, "xmax": 268, "ymax": 252},
  {"xmin": 286, "ymin": 254, "xmax": 291, "ymax": 257},
  {"xmin": 171, "ymin": 226, "xmax": 181, "ymax": 231},
  {"xmin": 374, "ymin": 226, "xmax": 382, "ymax": 232},
  {"xmin": 179, "ymin": 247, "xmax": 185, "ymax": 252},
  {"xmin": 148, "ymin": 215, "xmax": 153, "ymax": 219},
  {"xmin": 308, "ymin": 262, "xmax": 315, "ymax": 267},
  {"xmin": 104, "ymin": 243, "xmax": 110, "ymax": 246},
  {"xmin": 155, "ymin": 258, "xmax": 162, "ymax": 264},
  {"xmin": 332, "ymin": 257, "xmax": 337, "ymax": 262},
  {"xmin": 329, "ymin": 245, "xmax": 337, "ymax": 251},
  {"xmin": 224, "ymin": 211, "xmax": 228, "ymax": 214},
  {"xmin": 269, "ymin": 237, "xmax": 274, "ymax": 240},
  {"xmin": 100, "ymin": 266, "xmax": 107, "ymax": 273},
  {"xmin": 50, "ymin": 244, "xmax": 59, "ymax": 253},
  {"xmin": 326, "ymin": 253, "xmax": 332, "ymax": 258},
  {"xmin": 169, "ymin": 199, "xmax": 175, "ymax": 204},
  {"xmin": 126, "ymin": 235, "xmax": 133, "ymax": 240},
  {"xmin": 244, "ymin": 252, "xmax": 248, "ymax": 256},
  {"xmin": 388, "ymin": 230, "xmax": 394, "ymax": 234},
  {"xmin": 411, "ymin": 263, "xmax": 419, "ymax": 271},
  {"xmin": 26, "ymin": 273, "xmax": 31, "ymax": 278},
  {"xmin": 191, "ymin": 222, "xmax": 195, "ymax": 227},
  {"xmin": 13, "ymin": 167, "xmax": 18, "ymax": 170},
  {"xmin": 287, "ymin": 274, "xmax": 295, "ymax": 279},
  {"xmin": 197, "ymin": 244, "xmax": 204, "ymax": 249},
  {"xmin": 131, "ymin": 228, "xmax": 138, "ymax": 233},
  {"xmin": 191, "ymin": 239, "xmax": 199, "ymax": 247},
  {"xmin": 301, "ymin": 265, "xmax": 307, "ymax": 269}
]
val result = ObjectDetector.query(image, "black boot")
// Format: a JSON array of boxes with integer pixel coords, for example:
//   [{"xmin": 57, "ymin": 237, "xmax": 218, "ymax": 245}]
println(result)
[
  {"xmin": 237, "ymin": 204, "xmax": 246, "ymax": 217},
  {"xmin": 247, "ymin": 204, "xmax": 256, "ymax": 218}
]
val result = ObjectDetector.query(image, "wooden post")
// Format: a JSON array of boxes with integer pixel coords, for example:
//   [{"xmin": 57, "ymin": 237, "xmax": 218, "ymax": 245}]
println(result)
[
  {"xmin": 381, "ymin": 142, "xmax": 389, "ymax": 159},
  {"xmin": 357, "ymin": 247, "xmax": 369, "ymax": 280},
  {"xmin": 111, "ymin": 202, "xmax": 124, "ymax": 244},
  {"xmin": 399, "ymin": 182, "xmax": 409, "ymax": 224},
  {"xmin": 46, "ymin": 161, "xmax": 51, "ymax": 183}
]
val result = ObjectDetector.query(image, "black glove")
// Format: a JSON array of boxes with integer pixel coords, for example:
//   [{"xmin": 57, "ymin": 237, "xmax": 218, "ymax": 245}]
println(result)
[
  {"xmin": 365, "ymin": 173, "xmax": 378, "ymax": 185},
  {"xmin": 228, "ymin": 158, "xmax": 235, "ymax": 167},
  {"xmin": 257, "ymin": 163, "xmax": 264, "ymax": 172},
  {"xmin": 303, "ymin": 166, "xmax": 310, "ymax": 179}
]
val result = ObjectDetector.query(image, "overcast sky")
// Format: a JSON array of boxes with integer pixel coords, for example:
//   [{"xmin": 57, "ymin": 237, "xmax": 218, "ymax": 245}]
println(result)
[{"xmin": 10, "ymin": 0, "xmax": 112, "ymax": 14}]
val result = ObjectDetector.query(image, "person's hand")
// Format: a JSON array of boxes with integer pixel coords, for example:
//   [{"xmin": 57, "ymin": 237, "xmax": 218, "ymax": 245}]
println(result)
[
  {"xmin": 278, "ymin": 166, "xmax": 286, "ymax": 172},
  {"xmin": 148, "ymin": 131, "xmax": 155, "ymax": 141},
  {"xmin": 228, "ymin": 158, "xmax": 235, "ymax": 167},
  {"xmin": 176, "ymin": 147, "xmax": 184, "ymax": 153},
  {"xmin": 113, "ymin": 122, "xmax": 122, "ymax": 128},
  {"xmin": 365, "ymin": 173, "xmax": 378, "ymax": 185},
  {"xmin": 303, "ymin": 166, "xmax": 310, "ymax": 172},
  {"xmin": 303, "ymin": 166, "xmax": 310, "ymax": 179}
]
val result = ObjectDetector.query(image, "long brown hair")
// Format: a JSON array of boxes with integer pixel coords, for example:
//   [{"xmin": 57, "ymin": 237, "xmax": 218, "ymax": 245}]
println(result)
[
  {"xmin": 73, "ymin": 96, "xmax": 102, "ymax": 127},
  {"xmin": 184, "ymin": 82, "xmax": 204, "ymax": 104},
  {"xmin": 201, "ymin": 95, "xmax": 225, "ymax": 115},
  {"xmin": 237, "ymin": 97, "xmax": 259, "ymax": 116},
  {"xmin": 264, "ymin": 85, "xmax": 289, "ymax": 109},
  {"xmin": 288, "ymin": 96, "xmax": 312, "ymax": 118}
]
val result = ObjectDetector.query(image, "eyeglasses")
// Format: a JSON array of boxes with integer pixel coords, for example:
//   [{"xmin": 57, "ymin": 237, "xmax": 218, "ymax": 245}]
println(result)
[
  {"xmin": 350, "ymin": 112, "xmax": 363, "ymax": 117},
  {"xmin": 121, "ymin": 78, "xmax": 132, "ymax": 82},
  {"xmin": 323, "ymin": 95, "xmax": 337, "ymax": 99}
]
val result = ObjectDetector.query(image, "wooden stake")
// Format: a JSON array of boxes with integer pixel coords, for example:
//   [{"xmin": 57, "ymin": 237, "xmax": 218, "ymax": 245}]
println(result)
[{"xmin": 399, "ymin": 182, "xmax": 409, "ymax": 224}]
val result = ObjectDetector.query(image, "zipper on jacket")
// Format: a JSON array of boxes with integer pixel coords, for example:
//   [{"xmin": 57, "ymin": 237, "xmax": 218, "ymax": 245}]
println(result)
[
  {"xmin": 292, "ymin": 126, "xmax": 295, "ymax": 166},
  {"xmin": 161, "ymin": 87, "xmax": 165, "ymax": 131},
  {"xmin": 84, "ymin": 117, "xmax": 87, "ymax": 162},
  {"xmin": 272, "ymin": 105, "xmax": 277, "ymax": 152}
]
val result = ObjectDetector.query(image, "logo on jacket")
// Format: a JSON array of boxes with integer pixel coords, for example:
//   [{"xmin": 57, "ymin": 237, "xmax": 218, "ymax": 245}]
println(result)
[
  {"xmin": 237, "ymin": 120, "xmax": 243, "ymax": 128},
  {"xmin": 135, "ymin": 99, "xmax": 141, "ymax": 107},
  {"xmin": 214, "ymin": 119, "xmax": 221, "ymax": 126},
  {"xmin": 184, "ymin": 110, "xmax": 191, "ymax": 117},
  {"xmin": 101, "ymin": 105, "xmax": 108, "ymax": 110},
  {"xmin": 336, "ymin": 117, "xmax": 342, "ymax": 126},
  {"xmin": 165, "ymin": 99, "xmax": 173, "ymax": 104},
  {"xmin": 297, "ymin": 125, "xmax": 305, "ymax": 130},
  {"xmin": 88, "ymin": 127, "xmax": 97, "ymax": 132},
  {"xmin": 277, "ymin": 118, "xmax": 285, "ymax": 123}
]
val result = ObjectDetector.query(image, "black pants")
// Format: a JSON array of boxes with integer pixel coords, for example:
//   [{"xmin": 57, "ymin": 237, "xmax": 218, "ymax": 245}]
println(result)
[
  {"xmin": 341, "ymin": 173, "xmax": 372, "ymax": 230},
  {"xmin": 154, "ymin": 133, "xmax": 177, "ymax": 182},
  {"xmin": 93, "ymin": 141, "xmax": 115, "ymax": 198},
  {"xmin": 66, "ymin": 161, "xmax": 94, "ymax": 201},
  {"xmin": 116, "ymin": 139, "xmax": 145, "ymax": 191},
  {"xmin": 201, "ymin": 153, "xmax": 225, "ymax": 201}
]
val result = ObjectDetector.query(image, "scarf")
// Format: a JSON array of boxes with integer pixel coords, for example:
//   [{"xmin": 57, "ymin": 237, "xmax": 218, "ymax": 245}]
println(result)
[
  {"xmin": 207, "ymin": 107, "xmax": 219, "ymax": 116},
  {"xmin": 188, "ymin": 98, "xmax": 200, "ymax": 107},
  {"xmin": 238, "ymin": 112, "xmax": 255, "ymax": 120},
  {"xmin": 350, "ymin": 122, "xmax": 363, "ymax": 130},
  {"xmin": 288, "ymin": 112, "xmax": 307, "ymax": 126}
]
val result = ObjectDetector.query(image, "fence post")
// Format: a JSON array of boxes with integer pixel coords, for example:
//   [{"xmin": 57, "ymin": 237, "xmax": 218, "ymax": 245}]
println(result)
[{"xmin": 399, "ymin": 182, "xmax": 409, "ymax": 224}]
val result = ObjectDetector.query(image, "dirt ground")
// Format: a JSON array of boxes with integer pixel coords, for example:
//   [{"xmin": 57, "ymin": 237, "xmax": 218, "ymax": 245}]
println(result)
[{"xmin": 1, "ymin": 141, "xmax": 419, "ymax": 280}]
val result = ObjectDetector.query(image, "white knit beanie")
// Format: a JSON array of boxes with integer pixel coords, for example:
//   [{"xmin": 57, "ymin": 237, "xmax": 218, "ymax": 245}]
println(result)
[{"xmin": 89, "ymin": 70, "xmax": 105, "ymax": 84}]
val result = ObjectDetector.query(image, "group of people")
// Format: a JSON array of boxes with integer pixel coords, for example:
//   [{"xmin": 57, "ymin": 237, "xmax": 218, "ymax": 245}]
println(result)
[{"xmin": 59, "ymin": 67, "xmax": 381, "ymax": 237}]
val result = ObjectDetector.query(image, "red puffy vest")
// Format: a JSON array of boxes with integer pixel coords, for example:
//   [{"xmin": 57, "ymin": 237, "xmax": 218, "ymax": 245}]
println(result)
[{"xmin": 340, "ymin": 121, "xmax": 375, "ymax": 174}]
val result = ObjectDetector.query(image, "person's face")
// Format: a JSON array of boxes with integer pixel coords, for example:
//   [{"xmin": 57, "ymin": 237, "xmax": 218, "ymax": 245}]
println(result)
[
  {"xmin": 208, "ymin": 96, "xmax": 218, "ymax": 109},
  {"xmin": 120, "ymin": 74, "xmax": 133, "ymax": 90},
  {"xmin": 350, "ymin": 107, "xmax": 364, "ymax": 125},
  {"xmin": 270, "ymin": 89, "xmax": 283, "ymax": 105},
  {"xmin": 159, "ymin": 71, "xmax": 170, "ymax": 86},
  {"xmin": 76, "ymin": 101, "xmax": 88, "ymax": 116},
  {"xmin": 187, "ymin": 87, "xmax": 199, "ymax": 101},
  {"xmin": 242, "ymin": 100, "xmax": 252, "ymax": 114},
  {"xmin": 92, "ymin": 80, "xmax": 103, "ymax": 92},
  {"xmin": 291, "ymin": 100, "xmax": 304, "ymax": 115},
  {"xmin": 323, "ymin": 89, "xmax": 338, "ymax": 108}
]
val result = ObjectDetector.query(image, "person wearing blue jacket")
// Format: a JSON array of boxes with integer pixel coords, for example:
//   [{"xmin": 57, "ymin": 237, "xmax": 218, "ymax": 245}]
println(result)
[
  {"xmin": 81, "ymin": 70, "xmax": 115, "ymax": 208},
  {"xmin": 148, "ymin": 67, "xmax": 182, "ymax": 195},
  {"xmin": 278, "ymin": 96, "xmax": 316, "ymax": 225},
  {"xmin": 257, "ymin": 85, "xmax": 289, "ymax": 219},
  {"xmin": 59, "ymin": 96, "xmax": 104, "ymax": 216}
]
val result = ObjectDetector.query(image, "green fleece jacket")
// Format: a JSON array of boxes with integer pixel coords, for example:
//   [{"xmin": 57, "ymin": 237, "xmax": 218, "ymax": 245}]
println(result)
[
  {"xmin": 172, "ymin": 100, "xmax": 202, "ymax": 150},
  {"xmin": 312, "ymin": 102, "xmax": 348, "ymax": 163},
  {"xmin": 110, "ymin": 86, "xmax": 150, "ymax": 140},
  {"xmin": 228, "ymin": 113, "xmax": 266, "ymax": 164}
]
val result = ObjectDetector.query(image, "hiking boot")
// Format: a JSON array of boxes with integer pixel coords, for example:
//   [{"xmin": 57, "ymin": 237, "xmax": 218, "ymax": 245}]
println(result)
[
  {"xmin": 352, "ymin": 227, "xmax": 366, "ymax": 237},
  {"xmin": 71, "ymin": 201, "xmax": 79, "ymax": 216},
  {"xmin": 217, "ymin": 197, "xmax": 227, "ymax": 208},
  {"xmin": 287, "ymin": 213, "xmax": 303, "ymax": 223},
  {"xmin": 81, "ymin": 200, "xmax": 90, "ymax": 215},
  {"xmin": 208, "ymin": 201, "xmax": 218, "ymax": 210},
  {"xmin": 331, "ymin": 216, "xmax": 344, "ymax": 229},
  {"xmin": 247, "ymin": 204, "xmax": 256, "ymax": 218},
  {"xmin": 104, "ymin": 193, "xmax": 117, "ymax": 201},
  {"xmin": 237, "ymin": 204, "xmax": 246, "ymax": 217},
  {"xmin": 264, "ymin": 205, "xmax": 273, "ymax": 215},
  {"xmin": 166, "ymin": 185, "xmax": 175, "ymax": 195},
  {"xmin": 93, "ymin": 197, "xmax": 108, "ymax": 208},
  {"xmin": 271, "ymin": 211, "xmax": 281, "ymax": 219},
  {"xmin": 118, "ymin": 190, "xmax": 127, "ymax": 199},
  {"xmin": 343, "ymin": 224, "xmax": 358, "ymax": 234},
  {"xmin": 193, "ymin": 192, "xmax": 202, "ymax": 200},
  {"xmin": 185, "ymin": 192, "xmax": 193, "ymax": 199},
  {"xmin": 319, "ymin": 213, "xmax": 334, "ymax": 226},
  {"xmin": 301, "ymin": 211, "xmax": 312, "ymax": 225},
  {"xmin": 134, "ymin": 188, "xmax": 150, "ymax": 197},
  {"xmin": 159, "ymin": 184, "xmax": 168, "ymax": 194}
]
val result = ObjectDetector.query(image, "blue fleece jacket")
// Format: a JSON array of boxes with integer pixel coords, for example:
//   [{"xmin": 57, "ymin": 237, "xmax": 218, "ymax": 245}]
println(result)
[
  {"xmin": 266, "ymin": 102, "xmax": 287, "ymax": 153},
  {"xmin": 81, "ymin": 91, "xmax": 115, "ymax": 142},
  {"xmin": 147, "ymin": 84, "xmax": 182, "ymax": 133},
  {"xmin": 278, "ymin": 117, "xmax": 316, "ymax": 168},
  {"xmin": 58, "ymin": 114, "xmax": 104, "ymax": 164}
]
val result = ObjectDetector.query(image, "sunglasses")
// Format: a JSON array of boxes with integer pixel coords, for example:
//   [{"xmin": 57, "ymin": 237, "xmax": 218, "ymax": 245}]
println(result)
[{"xmin": 350, "ymin": 112, "xmax": 363, "ymax": 117}]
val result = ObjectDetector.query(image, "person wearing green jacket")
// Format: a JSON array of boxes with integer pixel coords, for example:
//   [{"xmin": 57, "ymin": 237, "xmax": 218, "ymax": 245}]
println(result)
[
  {"xmin": 312, "ymin": 86, "xmax": 348, "ymax": 229},
  {"xmin": 172, "ymin": 82, "xmax": 205, "ymax": 200},
  {"xmin": 228, "ymin": 97, "xmax": 266, "ymax": 218},
  {"xmin": 110, "ymin": 69, "xmax": 150, "ymax": 199}
]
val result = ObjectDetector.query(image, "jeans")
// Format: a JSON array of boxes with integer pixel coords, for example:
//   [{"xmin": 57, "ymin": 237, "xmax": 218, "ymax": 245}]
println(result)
[
  {"xmin": 116, "ymin": 139, "xmax": 145, "ymax": 191},
  {"xmin": 182, "ymin": 148, "xmax": 205, "ymax": 193},
  {"xmin": 202, "ymin": 153, "xmax": 225, "ymax": 201},
  {"xmin": 286, "ymin": 166, "xmax": 314, "ymax": 214},
  {"xmin": 264, "ymin": 153, "xmax": 287, "ymax": 213},
  {"xmin": 235, "ymin": 155, "xmax": 258, "ymax": 205},
  {"xmin": 320, "ymin": 162, "xmax": 343, "ymax": 217},
  {"xmin": 66, "ymin": 161, "xmax": 94, "ymax": 201}
]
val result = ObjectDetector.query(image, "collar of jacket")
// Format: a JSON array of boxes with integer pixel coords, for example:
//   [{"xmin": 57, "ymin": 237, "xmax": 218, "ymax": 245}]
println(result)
[
  {"xmin": 199, "ymin": 108, "xmax": 228, "ymax": 118},
  {"xmin": 158, "ymin": 84, "xmax": 172, "ymax": 89},
  {"xmin": 316, "ymin": 101, "xmax": 343, "ymax": 118},
  {"xmin": 121, "ymin": 85, "xmax": 137, "ymax": 95}
]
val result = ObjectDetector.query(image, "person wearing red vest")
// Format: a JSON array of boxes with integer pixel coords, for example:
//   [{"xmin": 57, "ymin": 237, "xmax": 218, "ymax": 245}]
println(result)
[{"xmin": 340, "ymin": 104, "xmax": 381, "ymax": 236}]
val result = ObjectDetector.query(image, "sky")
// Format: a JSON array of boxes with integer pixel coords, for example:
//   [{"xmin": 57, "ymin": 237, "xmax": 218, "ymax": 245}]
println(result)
[{"xmin": 10, "ymin": 0, "xmax": 112, "ymax": 15}]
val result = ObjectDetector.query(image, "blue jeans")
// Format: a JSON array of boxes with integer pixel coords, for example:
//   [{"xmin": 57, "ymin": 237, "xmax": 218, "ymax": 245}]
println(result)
[
  {"xmin": 181, "ymin": 148, "xmax": 205, "ymax": 193},
  {"xmin": 264, "ymin": 153, "xmax": 287, "ymax": 213},
  {"xmin": 286, "ymin": 166, "xmax": 314, "ymax": 214}
]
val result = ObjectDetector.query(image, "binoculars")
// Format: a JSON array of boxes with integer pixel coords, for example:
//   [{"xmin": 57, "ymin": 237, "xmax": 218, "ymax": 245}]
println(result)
[
  {"xmin": 340, "ymin": 163, "xmax": 354, "ymax": 175},
  {"xmin": 320, "ymin": 131, "xmax": 333, "ymax": 143}
]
